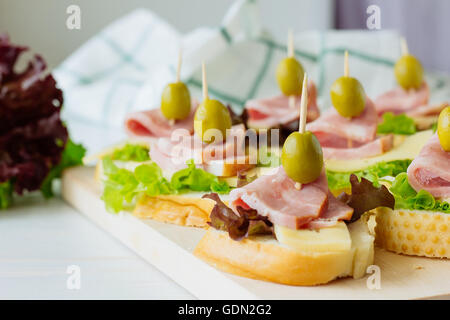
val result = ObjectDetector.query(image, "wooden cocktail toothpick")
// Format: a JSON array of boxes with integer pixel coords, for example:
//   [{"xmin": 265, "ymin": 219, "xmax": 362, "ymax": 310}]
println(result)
[
  {"xmin": 176, "ymin": 49, "xmax": 182, "ymax": 83},
  {"xmin": 169, "ymin": 49, "xmax": 183, "ymax": 126},
  {"xmin": 294, "ymin": 73, "xmax": 308, "ymax": 190},
  {"xmin": 400, "ymin": 37, "xmax": 409, "ymax": 56},
  {"xmin": 344, "ymin": 50, "xmax": 349, "ymax": 77},
  {"xmin": 343, "ymin": 50, "xmax": 353, "ymax": 148},
  {"xmin": 288, "ymin": 29, "xmax": 297, "ymax": 109},
  {"xmin": 202, "ymin": 61, "xmax": 208, "ymax": 101}
]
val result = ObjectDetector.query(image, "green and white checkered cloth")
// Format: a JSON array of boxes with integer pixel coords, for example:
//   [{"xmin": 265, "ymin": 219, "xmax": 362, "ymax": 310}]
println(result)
[{"xmin": 54, "ymin": 0, "xmax": 450, "ymax": 152}]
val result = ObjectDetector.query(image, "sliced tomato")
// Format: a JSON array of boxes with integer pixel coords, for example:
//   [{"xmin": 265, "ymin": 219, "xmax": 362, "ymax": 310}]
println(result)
[{"xmin": 248, "ymin": 108, "xmax": 268, "ymax": 120}]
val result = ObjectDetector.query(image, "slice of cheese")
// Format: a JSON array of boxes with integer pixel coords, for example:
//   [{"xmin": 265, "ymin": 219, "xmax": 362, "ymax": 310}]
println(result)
[
  {"xmin": 221, "ymin": 166, "xmax": 278, "ymax": 187},
  {"xmin": 203, "ymin": 156, "xmax": 255, "ymax": 177},
  {"xmin": 326, "ymin": 130, "xmax": 433, "ymax": 173},
  {"xmin": 274, "ymin": 222, "xmax": 352, "ymax": 253},
  {"xmin": 348, "ymin": 215, "xmax": 376, "ymax": 279}
]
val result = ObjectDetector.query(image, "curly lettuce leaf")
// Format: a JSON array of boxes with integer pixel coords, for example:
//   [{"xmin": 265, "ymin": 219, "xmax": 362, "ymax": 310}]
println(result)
[
  {"xmin": 171, "ymin": 159, "xmax": 230, "ymax": 193},
  {"xmin": 101, "ymin": 158, "xmax": 231, "ymax": 213},
  {"xmin": 389, "ymin": 173, "xmax": 450, "ymax": 213},
  {"xmin": 257, "ymin": 147, "xmax": 281, "ymax": 167},
  {"xmin": 101, "ymin": 157, "xmax": 172, "ymax": 213},
  {"xmin": 0, "ymin": 180, "xmax": 13, "ymax": 209},
  {"xmin": 40, "ymin": 139, "xmax": 86, "ymax": 198},
  {"xmin": 338, "ymin": 174, "xmax": 395, "ymax": 223},
  {"xmin": 0, "ymin": 35, "xmax": 86, "ymax": 207},
  {"xmin": 203, "ymin": 193, "xmax": 272, "ymax": 241},
  {"xmin": 110, "ymin": 143, "xmax": 150, "ymax": 162},
  {"xmin": 377, "ymin": 112, "xmax": 417, "ymax": 135},
  {"xmin": 327, "ymin": 159, "xmax": 411, "ymax": 191}
]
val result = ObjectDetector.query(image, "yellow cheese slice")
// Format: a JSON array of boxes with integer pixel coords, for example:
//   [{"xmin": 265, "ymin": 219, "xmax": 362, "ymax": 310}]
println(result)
[
  {"xmin": 274, "ymin": 221, "xmax": 352, "ymax": 253},
  {"xmin": 348, "ymin": 215, "xmax": 376, "ymax": 278},
  {"xmin": 325, "ymin": 130, "xmax": 433, "ymax": 172}
]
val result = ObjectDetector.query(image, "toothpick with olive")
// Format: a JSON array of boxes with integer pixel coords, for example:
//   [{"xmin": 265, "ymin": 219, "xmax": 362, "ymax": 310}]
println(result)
[
  {"xmin": 276, "ymin": 29, "xmax": 305, "ymax": 109},
  {"xmin": 394, "ymin": 37, "xmax": 424, "ymax": 90},
  {"xmin": 161, "ymin": 49, "xmax": 191, "ymax": 124},
  {"xmin": 194, "ymin": 62, "xmax": 231, "ymax": 144},
  {"xmin": 330, "ymin": 50, "xmax": 366, "ymax": 119},
  {"xmin": 281, "ymin": 73, "xmax": 324, "ymax": 190}
]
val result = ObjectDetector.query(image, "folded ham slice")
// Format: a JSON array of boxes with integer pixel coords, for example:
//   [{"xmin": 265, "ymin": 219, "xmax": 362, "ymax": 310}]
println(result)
[
  {"xmin": 229, "ymin": 167, "xmax": 353, "ymax": 229},
  {"xmin": 307, "ymin": 97, "xmax": 377, "ymax": 144},
  {"xmin": 149, "ymin": 124, "xmax": 247, "ymax": 175},
  {"xmin": 303, "ymin": 193, "xmax": 354, "ymax": 229},
  {"xmin": 305, "ymin": 98, "xmax": 394, "ymax": 160},
  {"xmin": 245, "ymin": 81, "xmax": 320, "ymax": 129},
  {"xmin": 125, "ymin": 99, "xmax": 199, "ymax": 139},
  {"xmin": 407, "ymin": 134, "xmax": 450, "ymax": 199},
  {"xmin": 405, "ymin": 102, "xmax": 448, "ymax": 117},
  {"xmin": 321, "ymin": 135, "xmax": 394, "ymax": 160},
  {"xmin": 374, "ymin": 82, "xmax": 429, "ymax": 115}
]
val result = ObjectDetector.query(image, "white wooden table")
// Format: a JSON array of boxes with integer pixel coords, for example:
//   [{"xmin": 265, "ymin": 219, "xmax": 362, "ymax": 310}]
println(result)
[{"xmin": 0, "ymin": 194, "xmax": 193, "ymax": 300}]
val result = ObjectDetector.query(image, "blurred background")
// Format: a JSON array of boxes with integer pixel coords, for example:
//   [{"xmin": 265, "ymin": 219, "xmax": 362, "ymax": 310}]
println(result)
[{"xmin": 0, "ymin": 0, "xmax": 449, "ymax": 72}]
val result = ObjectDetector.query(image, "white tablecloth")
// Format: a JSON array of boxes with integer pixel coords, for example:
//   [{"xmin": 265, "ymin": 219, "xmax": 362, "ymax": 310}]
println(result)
[{"xmin": 0, "ymin": 195, "xmax": 193, "ymax": 299}]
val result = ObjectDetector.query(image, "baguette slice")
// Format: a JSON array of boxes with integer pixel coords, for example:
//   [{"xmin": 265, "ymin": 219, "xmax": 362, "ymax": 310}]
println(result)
[
  {"xmin": 133, "ymin": 194, "xmax": 215, "ymax": 227},
  {"xmin": 375, "ymin": 207, "xmax": 450, "ymax": 258},
  {"xmin": 194, "ymin": 216, "xmax": 376, "ymax": 286},
  {"xmin": 95, "ymin": 160, "xmax": 217, "ymax": 228}
]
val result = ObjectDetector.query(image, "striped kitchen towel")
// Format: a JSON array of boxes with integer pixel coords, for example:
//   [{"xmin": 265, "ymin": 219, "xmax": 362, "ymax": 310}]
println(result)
[{"xmin": 54, "ymin": 0, "xmax": 450, "ymax": 152}]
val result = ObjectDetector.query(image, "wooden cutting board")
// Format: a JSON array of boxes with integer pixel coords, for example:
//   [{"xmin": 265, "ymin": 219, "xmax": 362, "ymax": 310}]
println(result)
[{"xmin": 61, "ymin": 166, "xmax": 450, "ymax": 300}]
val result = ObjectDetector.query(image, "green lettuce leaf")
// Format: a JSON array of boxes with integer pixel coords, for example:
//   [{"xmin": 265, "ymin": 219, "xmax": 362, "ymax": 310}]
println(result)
[
  {"xmin": 0, "ymin": 180, "xmax": 13, "ymax": 209},
  {"xmin": 389, "ymin": 173, "xmax": 450, "ymax": 213},
  {"xmin": 257, "ymin": 147, "xmax": 281, "ymax": 167},
  {"xmin": 101, "ymin": 157, "xmax": 172, "ymax": 213},
  {"xmin": 110, "ymin": 143, "xmax": 150, "ymax": 162},
  {"xmin": 171, "ymin": 159, "xmax": 230, "ymax": 193},
  {"xmin": 101, "ymin": 158, "xmax": 230, "ymax": 213},
  {"xmin": 377, "ymin": 112, "xmax": 417, "ymax": 135},
  {"xmin": 431, "ymin": 122, "xmax": 438, "ymax": 133},
  {"xmin": 327, "ymin": 159, "xmax": 412, "ymax": 191},
  {"xmin": 40, "ymin": 139, "xmax": 86, "ymax": 198}
]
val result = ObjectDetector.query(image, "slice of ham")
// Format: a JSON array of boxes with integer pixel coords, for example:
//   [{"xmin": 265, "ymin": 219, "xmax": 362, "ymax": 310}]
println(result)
[
  {"xmin": 306, "ymin": 97, "xmax": 394, "ymax": 160},
  {"xmin": 149, "ymin": 124, "xmax": 247, "ymax": 175},
  {"xmin": 307, "ymin": 97, "xmax": 377, "ymax": 144},
  {"xmin": 303, "ymin": 193, "xmax": 354, "ymax": 229},
  {"xmin": 230, "ymin": 167, "xmax": 329, "ymax": 229},
  {"xmin": 407, "ymin": 134, "xmax": 450, "ymax": 199},
  {"xmin": 124, "ymin": 99, "xmax": 199, "ymax": 139},
  {"xmin": 406, "ymin": 102, "xmax": 448, "ymax": 117},
  {"xmin": 322, "ymin": 135, "xmax": 394, "ymax": 160},
  {"xmin": 374, "ymin": 82, "xmax": 429, "ymax": 115},
  {"xmin": 245, "ymin": 81, "xmax": 320, "ymax": 129},
  {"xmin": 229, "ymin": 167, "xmax": 354, "ymax": 229}
]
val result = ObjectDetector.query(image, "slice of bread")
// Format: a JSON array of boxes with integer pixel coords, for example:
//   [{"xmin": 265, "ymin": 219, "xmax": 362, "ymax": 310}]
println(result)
[
  {"xmin": 95, "ymin": 160, "xmax": 218, "ymax": 228},
  {"xmin": 375, "ymin": 207, "xmax": 450, "ymax": 258},
  {"xmin": 194, "ymin": 216, "xmax": 376, "ymax": 286},
  {"xmin": 133, "ymin": 194, "xmax": 215, "ymax": 227},
  {"xmin": 413, "ymin": 115, "xmax": 439, "ymax": 131}
]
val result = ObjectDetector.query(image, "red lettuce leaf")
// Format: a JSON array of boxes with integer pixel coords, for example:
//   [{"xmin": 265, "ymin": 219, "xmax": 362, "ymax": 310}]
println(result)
[
  {"xmin": 338, "ymin": 174, "xmax": 395, "ymax": 223},
  {"xmin": 0, "ymin": 34, "xmax": 69, "ymax": 196},
  {"xmin": 203, "ymin": 193, "xmax": 273, "ymax": 241},
  {"xmin": 228, "ymin": 105, "xmax": 248, "ymax": 128}
]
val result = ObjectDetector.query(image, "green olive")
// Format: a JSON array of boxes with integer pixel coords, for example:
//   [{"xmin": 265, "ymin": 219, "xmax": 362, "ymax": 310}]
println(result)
[
  {"xmin": 161, "ymin": 82, "xmax": 191, "ymax": 120},
  {"xmin": 276, "ymin": 57, "xmax": 305, "ymax": 96},
  {"xmin": 437, "ymin": 106, "xmax": 450, "ymax": 152},
  {"xmin": 330, "ymin": 76, "xmax": 366, "ymax": 118},
  {"xmin": 194, "ymin": 99, "xmax": 232, "ymax": 144},
  {"xmin": 281, "ymin": 131, "xmax": 323, "ymax": 184},
  {"xmin": 394, "ymin": 54, "xmax": 424, "ymax": 90}
]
